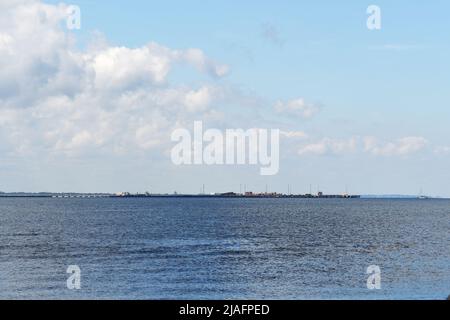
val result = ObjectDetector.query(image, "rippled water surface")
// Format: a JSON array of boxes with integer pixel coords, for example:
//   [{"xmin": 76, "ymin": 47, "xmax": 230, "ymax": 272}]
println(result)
[{"xmin": 0, "ymin": 198, "xmax": 449, "ymax": 299}]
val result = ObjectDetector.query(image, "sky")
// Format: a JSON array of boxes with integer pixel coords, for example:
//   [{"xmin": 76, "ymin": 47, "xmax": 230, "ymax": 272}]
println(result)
[{"xmin": 1, "ymin": 0, "xmax": 450, "ymax": 196}]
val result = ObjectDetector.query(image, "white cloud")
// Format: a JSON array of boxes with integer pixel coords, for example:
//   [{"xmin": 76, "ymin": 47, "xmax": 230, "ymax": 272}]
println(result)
[
  {"xmin": 90, "ymin": 44, "xmax": 172, "ymax": 90},
  {"xmin": 183, "ymin": 86, "xmax": 214, "ymax": 113},
  {"xmin": 0, "ymin": 0, "xmax": 230, "ymax": 157},
  {"xmin": 434, "ymin": 146, "xmax": 450, "ymax": 155},
  {"xmin": 298, "ymin": 136, "xmax": 428, "ymax": 157},
  {"xmin": 275, "ymin": 98, "xmax": 321, "ymax": 119},
  {"xmin": 280, "ymin": 130, "xmax": 308, "ymax": 139},
  {"xmin": 179, "ymin": 48, "xmax": 229, "ymax": 78},
  {"xmin": 363, "ymin": 136, "xmax": 428, "ymax": 156},
  {"xmin": 298, "ymin": 137, "xmax": 358, "ymax": 156}
]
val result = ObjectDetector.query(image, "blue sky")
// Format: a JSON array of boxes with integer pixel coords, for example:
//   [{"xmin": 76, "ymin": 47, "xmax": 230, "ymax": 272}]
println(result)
[
  {"xmin": 49, "ymin": 0, "xmax": 450, "ymax": 139},
  {"xmin": 1, "ymin": 1, "xmax": 450, "ymax": 196}
]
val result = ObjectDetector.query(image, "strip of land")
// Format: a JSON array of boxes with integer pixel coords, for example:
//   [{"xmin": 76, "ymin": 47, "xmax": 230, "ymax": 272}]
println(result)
[{"xmin": 0, "ymin": 192, "xmax": 442, "ymax": 199}]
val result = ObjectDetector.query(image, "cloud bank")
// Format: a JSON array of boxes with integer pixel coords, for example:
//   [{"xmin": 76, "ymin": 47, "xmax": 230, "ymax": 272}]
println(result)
[
  {"xmin": 297, "ymin": 136, "xmax": 428, "ymax": 156},
  {"xmin": 0, "ymin": 0, "xmax": 229, "ymax": 158},
  {"xmin": 275, "ymin": 98, "xmax": 321, "ymax": 119}
]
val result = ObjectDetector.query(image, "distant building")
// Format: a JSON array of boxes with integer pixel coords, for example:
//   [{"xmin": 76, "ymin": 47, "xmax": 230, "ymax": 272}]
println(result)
[{"xmin": 115, "ymin": 192, "xmax": 130, "ymax": 197}]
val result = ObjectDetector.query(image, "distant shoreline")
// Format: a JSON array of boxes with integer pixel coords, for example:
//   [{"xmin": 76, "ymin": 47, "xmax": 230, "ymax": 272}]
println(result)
[{"xmin": 0, "ymin": 193, "xmax": 445, "ymax": 200}]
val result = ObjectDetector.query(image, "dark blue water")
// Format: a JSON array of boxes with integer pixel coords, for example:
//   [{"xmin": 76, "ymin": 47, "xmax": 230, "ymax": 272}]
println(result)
[{"xmin": 0, "ymin": 198, "xmax": 449, "ymax": 300}]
